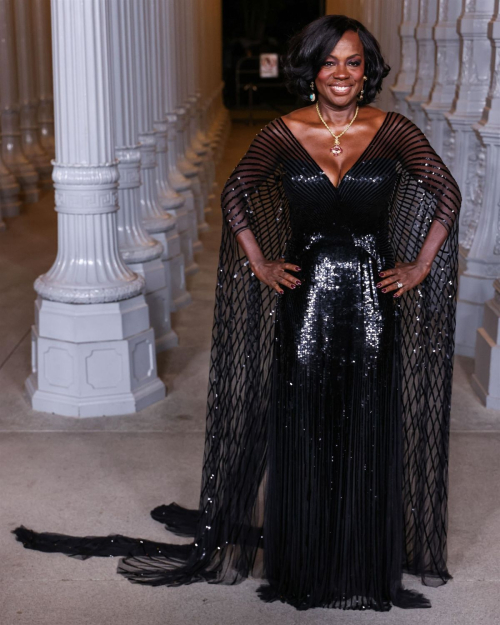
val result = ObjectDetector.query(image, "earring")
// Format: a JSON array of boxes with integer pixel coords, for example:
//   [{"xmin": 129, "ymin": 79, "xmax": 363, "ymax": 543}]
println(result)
[
  {"xmin": 309, "ymin": 81, "xmax": 316, "ymax": 102},
  {"xmin": 358, "ymin": 75, "xmax": 367, "ymax": 101}
]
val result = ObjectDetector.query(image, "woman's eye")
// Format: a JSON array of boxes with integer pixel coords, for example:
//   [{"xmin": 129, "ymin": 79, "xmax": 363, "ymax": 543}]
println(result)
[{"xmin": 349, "ymin": 61, "xmax": 361, "ymax": 66}]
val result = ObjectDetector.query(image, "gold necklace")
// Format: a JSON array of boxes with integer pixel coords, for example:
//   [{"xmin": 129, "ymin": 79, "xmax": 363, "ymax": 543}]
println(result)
[{"xmin": 316, "ymin": 102, "xmax": 359, "ymax": 157}]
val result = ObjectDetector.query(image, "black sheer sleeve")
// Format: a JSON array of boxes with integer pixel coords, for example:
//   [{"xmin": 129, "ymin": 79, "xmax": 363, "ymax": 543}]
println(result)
[
  {"xmin": 392, "ymin": 114, "xmax": 461, "ymax": 234},
  {"xmin": 221, "ymin": 122, "xmax": 288, "ymax": 236},
  {"xmin": 388, "ymin": 113, "xmax": 461, "ymax": 589}
]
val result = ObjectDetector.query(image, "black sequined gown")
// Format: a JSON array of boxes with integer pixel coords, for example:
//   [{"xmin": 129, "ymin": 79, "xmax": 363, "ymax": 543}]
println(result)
[{"xmin": 13, "ymin": 112, "xmax": 461, "ymax": 612}]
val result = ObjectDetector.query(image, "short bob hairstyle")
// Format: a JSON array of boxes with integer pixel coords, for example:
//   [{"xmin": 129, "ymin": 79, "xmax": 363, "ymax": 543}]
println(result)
[{"xmin": 283, "ymin": 15, "xmax": 390, "ymax": 106}]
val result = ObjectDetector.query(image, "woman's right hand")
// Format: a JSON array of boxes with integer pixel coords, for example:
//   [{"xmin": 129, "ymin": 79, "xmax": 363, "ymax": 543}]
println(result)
[{"xmin": 250, "ymin": 258, "xmax": 301, "ymax": 294}]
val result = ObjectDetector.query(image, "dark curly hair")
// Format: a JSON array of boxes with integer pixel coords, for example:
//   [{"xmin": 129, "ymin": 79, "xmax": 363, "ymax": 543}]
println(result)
[{"xmin": 283, "ymin": 15, "xmax": 390, "ymax": 106}]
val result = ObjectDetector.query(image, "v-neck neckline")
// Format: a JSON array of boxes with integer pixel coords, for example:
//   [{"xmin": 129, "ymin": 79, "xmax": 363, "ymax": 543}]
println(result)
[{"xmin": 277, "ymin": 111, "xmax": 391, "ymax": 191}]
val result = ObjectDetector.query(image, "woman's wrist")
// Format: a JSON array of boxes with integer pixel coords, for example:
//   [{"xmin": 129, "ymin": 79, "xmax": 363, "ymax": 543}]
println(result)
[{"xmin": 249, "ymin": 257, "xmax": 266, "ymax": 272}]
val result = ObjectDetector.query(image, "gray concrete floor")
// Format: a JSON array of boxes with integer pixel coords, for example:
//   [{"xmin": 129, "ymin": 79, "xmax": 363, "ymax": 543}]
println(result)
[{"xmin": 1, "ymin": 122, "xmax": 499, "ymax": 625}]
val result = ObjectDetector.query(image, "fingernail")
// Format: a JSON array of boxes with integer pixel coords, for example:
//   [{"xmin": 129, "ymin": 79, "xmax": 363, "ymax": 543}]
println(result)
[
  {"xmin": 393, "ymin": 293, "xmax": 399, "ymax": 298},
  {"xmin": 379, "ymin": 272, "xmax": 385, "ymax": 277},
  {"xmin": 279, "ymin": 290, "xmax": 284, "ymax": 295},
  {"xmin": 376, "ymin": 283, "xmax": 382, "ymax": 287},
  {"xmin": 296, "ymin": 280, "xmax": 301, "ymax": 285},
  {"xmin": 295, "ymin": 266, "xmax": 301, "ymax": 271},
  {"xmin": 291, "ymin": 284, "xmax": 296, "ymax": 289},
  {"xmin": 382, "ymin": 288, "xmax": 387, "ymax": 293}
]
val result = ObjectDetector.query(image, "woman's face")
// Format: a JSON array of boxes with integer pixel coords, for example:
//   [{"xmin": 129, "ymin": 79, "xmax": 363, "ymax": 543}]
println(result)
[{"xmin": 314, "ymin": 30, "xmax": 365, "ymax": 108}]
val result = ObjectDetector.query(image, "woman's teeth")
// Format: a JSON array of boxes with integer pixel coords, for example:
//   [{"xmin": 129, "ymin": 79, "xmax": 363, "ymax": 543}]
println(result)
[{"xmin": 331, "ymin": 85, "xmax": 351, "ymax": 94}]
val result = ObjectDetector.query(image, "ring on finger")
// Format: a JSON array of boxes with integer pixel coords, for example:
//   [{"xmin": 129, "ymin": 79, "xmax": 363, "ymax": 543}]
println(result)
[{"xmin": 397, "ymin": 281, "xmax": 404, "ymax": 289}]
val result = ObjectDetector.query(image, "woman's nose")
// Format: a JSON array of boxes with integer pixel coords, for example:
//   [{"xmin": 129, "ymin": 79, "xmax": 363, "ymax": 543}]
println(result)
[{"xmin": 332, "ymin": 65, "xmax": 349, "ymax": 79}]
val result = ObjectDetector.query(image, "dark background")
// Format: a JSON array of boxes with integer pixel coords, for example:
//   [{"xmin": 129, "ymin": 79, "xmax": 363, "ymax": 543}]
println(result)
[{"xmin": 222, "ymin": 0, "xmax": 326, "ymax": 118}]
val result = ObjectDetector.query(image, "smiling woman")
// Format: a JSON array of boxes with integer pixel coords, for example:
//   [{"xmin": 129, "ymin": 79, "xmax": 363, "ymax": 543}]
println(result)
[{"xmin": 13, "ymin": 14, "xmax": 462, "ymax": 614}]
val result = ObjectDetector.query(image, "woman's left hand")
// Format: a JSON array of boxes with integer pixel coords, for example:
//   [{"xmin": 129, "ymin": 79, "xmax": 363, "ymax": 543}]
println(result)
[{"xmin": 376, "ymin": 260, "xmax": 431, "ymax": 298}]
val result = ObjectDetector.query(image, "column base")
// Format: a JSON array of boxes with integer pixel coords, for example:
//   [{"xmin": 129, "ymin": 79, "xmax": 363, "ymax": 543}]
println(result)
[
  {"xmin": 129, "ymin": 258, "xmax": 178, "ymax": 354},
  {"xmin": 26, "ymin": 372, "xmax": 166, "ymax": 417},
  {"xmin": 26, "ymin": 296, "xmax": 166, "ymax": 417}
]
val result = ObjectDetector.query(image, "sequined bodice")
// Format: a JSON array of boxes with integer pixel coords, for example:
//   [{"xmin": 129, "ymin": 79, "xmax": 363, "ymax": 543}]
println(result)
[{"xmin": 278, "ymin": 117, "xmax": 399, "ymax": 240}]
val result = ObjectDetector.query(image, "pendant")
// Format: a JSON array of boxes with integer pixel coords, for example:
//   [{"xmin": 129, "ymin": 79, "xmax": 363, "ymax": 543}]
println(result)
[{"xmin": 330, "ymin": 144, "xmax": 342, "ymax": 156}]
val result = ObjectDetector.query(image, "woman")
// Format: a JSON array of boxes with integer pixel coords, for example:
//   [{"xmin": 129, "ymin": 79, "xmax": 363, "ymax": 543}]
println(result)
[{"xmin": 13, "ymin": 15, "xmax": 461, "ymax": 612}]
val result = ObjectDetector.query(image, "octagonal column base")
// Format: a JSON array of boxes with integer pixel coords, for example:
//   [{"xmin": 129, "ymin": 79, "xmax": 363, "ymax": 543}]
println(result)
[{"xmin": 26, "ymin": 295, "xmax": 166, "ymax": 417}]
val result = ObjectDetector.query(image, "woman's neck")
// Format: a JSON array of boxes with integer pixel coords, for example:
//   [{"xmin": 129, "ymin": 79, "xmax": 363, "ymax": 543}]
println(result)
[{"xmin": 316, "ymin": 98, "xmax": 359, "ymax": 126}]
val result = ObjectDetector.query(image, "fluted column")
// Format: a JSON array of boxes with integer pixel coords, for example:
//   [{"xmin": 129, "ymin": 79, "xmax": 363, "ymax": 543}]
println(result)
[
  {"xmin": 110, "ymin": 0, "xmax": 177, "ymax": 353},
  {"xmin": 446, "ymin": 0, "xmax": 496, "ymax": 358},
  {"xmin": 14, "ymin": 0, "xmax": 52, "ymax": 189},
  {"xmin": 32, "ymin": 0, "xmax": 55, "ymax": 158},
  {"xmin": 390, "ymin": 0, "xmax": 419, "ymax": 117},
  {"xmin": 0, "ymin": 0, "xmax": 39, "ymax": 207},
  {"xmin": 446, "ymin": 0, "xmax": 495, "ymax": 249},
  {"xmin": 184, "ymin": 0, "xmax": 212, "ymax": 231},
  {"xmin": 405, "ymin": 0, "xmax": 439, "ymax": 130},
  {"xmin": 149, "ymin": 0, "xmax": 198, "ymax": 278},
  {"xmin": 132, "ymin": 0, "xmax": 191, "ymax": 311},
  {"xmin": 458, "ymin": 4, "xmax": 500, "ymax": 364},
  {"xmin": 421, "ymin": 0, "xmax": 462, "ymax": 162},
  {"xmin": 170, "ymin": 0, "xmax": 206, "ymax": 254},
  {"xmin": 27, "ymin": 0, "xmax": 165, "ymax": 416},
  {"xmin": 366, "ymin": 0, "xmax": 403, "ymax": 111},
  {"xmin": 194, "ymin": 0, "xmax": 217, "ymax": 202},
  {"xmin": 163, "ymin": 0, "xmax": 203, "ymax": 263}
]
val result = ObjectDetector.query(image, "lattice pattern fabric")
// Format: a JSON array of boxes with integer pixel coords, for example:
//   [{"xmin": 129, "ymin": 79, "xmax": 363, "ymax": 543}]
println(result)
[{"xmin": 13, "ymin": 111, "xmax": 460, "ymax": 611}]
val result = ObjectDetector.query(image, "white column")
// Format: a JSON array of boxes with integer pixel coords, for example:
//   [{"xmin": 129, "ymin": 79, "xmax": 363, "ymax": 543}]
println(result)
[
  {"xmin": 0, "ymin": 0, "xmax": 39, "ymax": 208},
  {"xmin": 421, "ymin": 0, "xmax": 462, "ymax": 161},
  {"xmin": 132, "ymin": 0, "xmax": 191, "ymax": 311},
  {"xmin": 472, "ymin": 280, "xmax": 500, "ymax": 409},
  {"xmin": 390, "ymin": 0, "xmax": 419, "ymax": 117},
  {"xmin": 446, "ymin": 0, "xmax": 495, "ymax": 248},
  {"xmin": 447, "ymin": 0, "xmax": 497, "ymax": 357},
  {"xmin": 193, "ymin": 0, "xmax": 216, "ymax": 205},
  {"xmin": 368, "ymin": 0, "xmax": 403, "ymax": 112},
  {"xmin": 163, "ymin": 0, "xmax": 202, "ymax": 263},
  {"xmin": 14, "ymin": 0, "xmax": 52, "ymax": 189},
  {"xmin": 184, "ymin": 0, "xmax": 211, "ymax": 231},
  {"xmin": 460, "ymin": 5, "xmax": 500, "ymax": 370},
  {"xmin": 32, "ymin": 0, "xmax": 55, "ymax": 158},
  {"xmin": 110, "ymin": 0, "xmax": 178, "ymax": 353},
  {"xmin": 405, "ymin": 0, "xmax": 439, "ymax": 130},
  {"xmin": 170, "ymin": 0, "xmax": 204, "ymax": 253},
  {"xmin": 27, "ymin": 0, "xmax": 165, "ymax": 417},
  {"xmin": 149, "ymin": 0, "xmax": 198, "ymax": 278}
]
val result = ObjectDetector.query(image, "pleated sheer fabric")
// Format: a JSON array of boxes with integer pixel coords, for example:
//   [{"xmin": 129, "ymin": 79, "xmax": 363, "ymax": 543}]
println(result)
[{"xmin": 13, "ymin": 111, "xmax": 461, "ymax": 611}]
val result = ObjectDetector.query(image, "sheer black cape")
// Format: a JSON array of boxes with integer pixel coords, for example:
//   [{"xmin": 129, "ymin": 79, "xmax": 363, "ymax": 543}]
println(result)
[{"xmin": 13, "ymin": 111, "xmax": 461, "ymax": 610}]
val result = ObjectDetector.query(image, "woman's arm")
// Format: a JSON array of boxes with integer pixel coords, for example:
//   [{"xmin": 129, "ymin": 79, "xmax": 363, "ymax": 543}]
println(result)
[{"xmin": 221, "ymin": 121, "xmax": 301, "ymax": 294}]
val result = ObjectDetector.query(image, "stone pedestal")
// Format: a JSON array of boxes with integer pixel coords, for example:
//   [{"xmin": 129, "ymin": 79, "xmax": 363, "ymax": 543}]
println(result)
[{"xmin": 27, "ymin": 297, "xmax": 165, "ymax": 417}]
